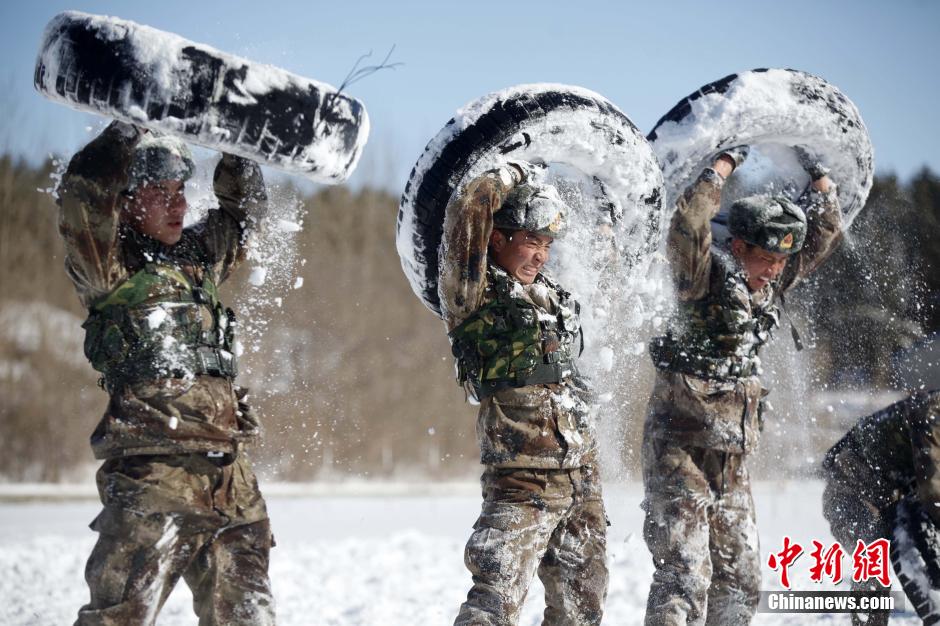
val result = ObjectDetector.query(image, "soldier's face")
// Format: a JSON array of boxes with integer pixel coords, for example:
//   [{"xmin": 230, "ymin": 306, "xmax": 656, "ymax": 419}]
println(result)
[
  {"xmin": 489, "ymin": 229, "xmax": 553, "ymax": 284},
  {"xmin": 124, "ymin": 180, "xmax": 188, "ymax": 245},
  {"xmin": 732, "ymin": 239, "xmax": 789, "ymax": 291}
]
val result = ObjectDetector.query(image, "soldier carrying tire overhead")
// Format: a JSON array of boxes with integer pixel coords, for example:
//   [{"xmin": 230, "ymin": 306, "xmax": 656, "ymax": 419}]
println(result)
[
  {"xmin": 641, "ymin": 146, "xmax": 843, "ymax": 625},
  {"xmin": 441, "ymin": 161, "xmax": 609, "ymax": 626},
  {"xmin": 59, "ymin": 121, "xmax": 275, "ymax": 626},
  {"xmin": 35, "ymin": 10, "xmax": 375, "ymax": 624}
]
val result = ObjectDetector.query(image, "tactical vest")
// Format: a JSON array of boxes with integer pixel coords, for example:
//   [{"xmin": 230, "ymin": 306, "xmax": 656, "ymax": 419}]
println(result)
[
  {"xmin": 448, "ymin": 266, "xmax": 582, "ymax": 399},
  {"xmin": 82, "ymin": 262, "xmax": 237, "ymax": 391},
  {"xmin": 650, "ymin": 249, "xmax": 780, "ymax": 381}
]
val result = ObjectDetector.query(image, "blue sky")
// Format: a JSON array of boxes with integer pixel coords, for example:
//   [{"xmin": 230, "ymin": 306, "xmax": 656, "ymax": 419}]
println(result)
[{"xmin": 2, "ymin": 0, "xmax": 938, "ymax": 190}]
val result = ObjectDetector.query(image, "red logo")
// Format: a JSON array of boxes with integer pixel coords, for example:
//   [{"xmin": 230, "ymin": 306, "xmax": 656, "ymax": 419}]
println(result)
[
  {"xmin": 852, "ymin": 539, "xmax": 891, "ymax": 587},
  {"xmin": 767, "ymin": 536, "xmax": 804, "ymax": 590},
  {"xmin": 767, "ymin": 537, "xmax": 891, "ymax": 589},
  {"xmin": 809, "ymin": 541, "xmax": 845, "ymax": 584}
]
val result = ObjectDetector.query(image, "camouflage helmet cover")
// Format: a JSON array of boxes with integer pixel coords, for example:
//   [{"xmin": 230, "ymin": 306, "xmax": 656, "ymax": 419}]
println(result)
[
  {"xmin": 494, "ymin": 181, "xmax": 569, "ymax": 239},
  {"xmin": 728, "ymin": 194, "xmax": 807, "ymax": 255},
  {"xmin": 126, "ymin": 134, "xmax": 195, "ymax": 192}
]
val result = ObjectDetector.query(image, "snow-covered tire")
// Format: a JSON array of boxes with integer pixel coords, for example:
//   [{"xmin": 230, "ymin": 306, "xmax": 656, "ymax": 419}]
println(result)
[
  {"xmin": 891, "ymin": 497, "xmax": 940, "ymax": 624},
  {"xmin": 648, "ymin": 68, "xmax": 873, "ymax": 229},
  {"xmin": 397, "ymin": 84, "xmax": 664, "ymax": 318},
  {"xmin": 34, "ymin": 11, "xmax": 369, "ymax": 183}
]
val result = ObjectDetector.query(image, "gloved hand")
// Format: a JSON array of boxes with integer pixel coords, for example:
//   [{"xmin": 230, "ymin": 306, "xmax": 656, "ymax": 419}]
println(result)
[
  {"xmin": 504, "ymin": 160, "xmax": 546, "ymax": 185},
  {"xmin": 717, "ymin": 145, "xmax": 750, "ymax": 170},
  {"xmin": 220, "ymin": 152, "xmax": 254, "ymax": 170},
  {"xmin": 109, "ymin": 120, "xmax": 147, "ymax": 142},
  {"xmin": 794, "ymin": 146, "xmax": 830, "ymax": 181}
]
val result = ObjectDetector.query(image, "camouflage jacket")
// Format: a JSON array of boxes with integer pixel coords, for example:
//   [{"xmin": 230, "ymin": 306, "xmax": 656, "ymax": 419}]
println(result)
[
  {"xmin": 645, "ymin": 168, "xmax": 842, "ymax": 453},
  {"xmin": 440, "ymin": 170, "xmax": 597, "ymax": 469},
  {"xmin": 448, "ymin": 264, "xmax": 582, "ymax": 398},
  {"xmin": 824, "ymin": 391, "xmax": 940, "ymax": 526},
  {"xmin": 58, "ymin": 122, "xmax": 267, "ymax": 460}
]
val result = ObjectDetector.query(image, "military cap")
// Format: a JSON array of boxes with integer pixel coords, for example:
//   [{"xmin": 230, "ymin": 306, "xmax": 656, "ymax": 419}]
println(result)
[
  {"xmin": 126, "ymin": 133, "xmax": 195, "ymax": 192},
  {"xmin": 494, "ymin": 181, "xmax": 569, "ymax": 239},
  {"xmin": 728, "ymin": 194, "xmax": 807, "ymax": 254}
]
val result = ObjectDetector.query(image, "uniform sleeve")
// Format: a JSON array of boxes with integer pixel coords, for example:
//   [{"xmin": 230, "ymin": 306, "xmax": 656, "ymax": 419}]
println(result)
[
  {"xmin": 667, "ymin": 168, "xmax": 725, "ymax": 301},
  {"xmin": 56, "ymin": 122, "xmax": 141, "ymax": 305},
  {"xmin": 439, "ymin": 169, "xmax": 516, "ymax": 330},
  {"xmin": 198, "ymin": 154, "xmax": 268, "ymax": 284},
  {"xmin": 909, "ymin": 391, "xmax": 940, "ymax": 527},
  {"xmin": 778, "ymin": 184, "xmax": 843, "ymax": 292}
]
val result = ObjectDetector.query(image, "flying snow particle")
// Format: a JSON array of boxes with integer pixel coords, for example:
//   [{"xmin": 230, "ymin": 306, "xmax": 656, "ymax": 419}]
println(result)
[
  {"xmin": 249, "ymin": 266, "xmax": 268, "ymax": 287},
  {"xmin": 276, "ymin": 219, "xmax": 302, "ymax": 233}
]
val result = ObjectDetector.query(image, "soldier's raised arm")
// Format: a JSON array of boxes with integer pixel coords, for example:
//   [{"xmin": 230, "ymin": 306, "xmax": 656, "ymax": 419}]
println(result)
[
  {"xmin": 56, "ymin": 121, "xmax": 142, "ymax": 304},
  {"xmin": 667, "ymin": 148, "xmax": 746, "ymax": 301},
  {"xmin": 778, "ymin": 164, "xmax": 843, "ymax": 291},
  {"xmin": 196, "ymin": 153, "xmax": 268, "ymax": 284},
  {"xmin": 438, "ymin": 163, "xmax": 528, "ymax": 329}
]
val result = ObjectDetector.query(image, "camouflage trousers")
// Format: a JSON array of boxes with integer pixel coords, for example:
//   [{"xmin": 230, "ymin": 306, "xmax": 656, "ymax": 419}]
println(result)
[
  {"xmin": 455, "ymin": 465, "xmax": 609, "ymax": 626},
  {"xmin": 641, "ymin": 437, "xmax": 760, "ymax": 626},
  {"xmin": 823, "ymin": 446, "xmax": 894, "ymax": 626},
  {"xmin": 75, "ymin": 453, "xmax": 275, "ymax": 626}
]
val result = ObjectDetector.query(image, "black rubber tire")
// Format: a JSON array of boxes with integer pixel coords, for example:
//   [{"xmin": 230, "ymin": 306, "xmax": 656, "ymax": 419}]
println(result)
[
  {"xmin": 648, "ymin": 68, "xmax": 873, "ymax": 228},
  {"xmin": 34, "ymin": 11, "xmax": 369, "ymax": 183},
  {"xmin": 398, "ymin": 84, "xmax": 664, "ymax": 318},
  {"xmin": 892, "ymin": 497, "xmax": 940, "ymax": 624}
]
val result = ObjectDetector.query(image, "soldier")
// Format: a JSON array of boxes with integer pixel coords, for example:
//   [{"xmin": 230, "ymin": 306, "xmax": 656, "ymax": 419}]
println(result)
[
  {"xmin": 642, "ymin": 146, "xmax": 843, "ymax": 625},
  {"xmin": 440, "ymin": 162, "xmax": 609, "ymax": 625},
  {"xmin": 58, "ymin": 121, "xmax": 274, "ymax": 626},
  {"xmin": 823, "ymin": 390, "xmax": 940, "ymax": 626}
]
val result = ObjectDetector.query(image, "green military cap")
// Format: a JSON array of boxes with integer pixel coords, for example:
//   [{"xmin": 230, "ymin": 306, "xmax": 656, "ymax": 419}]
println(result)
[
  {"xmin": 494, "ymin": 181, "xmax": 569, "ymax": 239},
  {"xmin": 728, "ymin": 194, "xmax": 807, "ymax": 254},
  {"xmin": 126, "ymin": 133, "xmax": 195, "ymax": 192}
]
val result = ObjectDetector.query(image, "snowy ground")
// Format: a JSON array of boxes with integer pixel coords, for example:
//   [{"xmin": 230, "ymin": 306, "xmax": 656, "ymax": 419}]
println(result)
[{"xmin": 0, "ymin": 480, "xmax": 920, "ymax": 625}]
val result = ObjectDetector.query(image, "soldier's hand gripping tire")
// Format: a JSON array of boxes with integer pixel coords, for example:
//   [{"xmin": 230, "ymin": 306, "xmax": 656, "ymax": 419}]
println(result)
[
  {"xmin": 648, "ymin": 68, "xmax": 873, "ymax": 230},
  {"xmin": 397, "ymin": 83, "xmax": 664, "ymax": 317}
]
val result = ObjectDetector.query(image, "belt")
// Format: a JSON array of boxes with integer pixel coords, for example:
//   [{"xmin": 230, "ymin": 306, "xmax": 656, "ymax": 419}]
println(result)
[
  {"xmin": 103, "ymin": 345, "xmax": 237, "ymax": 391},
  {"xmin": 649, "ymin": 338, "xmax": 758, "ymax": 381},
  {"xmin": 194, "ymin": 346, "xmax": 237, "ymax": 377},
  {"xmin": 477, "ymin": 361, "xmax": 577, "ymax": 399},
  {"xmin": 206, "ymin": 450, "xmax": 236, "ymax": 466}
]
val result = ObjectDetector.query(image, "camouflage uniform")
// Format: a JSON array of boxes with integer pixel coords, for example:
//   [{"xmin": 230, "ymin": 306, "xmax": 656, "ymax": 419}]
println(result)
[
  {"xmin": 440, "ymin": 168, "xmax": 608, "ymax": 625},
  {"xmin": 643, "ymin": 168, "xmax": 843, "ymax": 625},
  {"xmin": 823, "ymin": 390, "xmax": 940, "ymax": 626},
  {"xmin": 58, "ymin": 122, "xmax": 274, "ymax": 626}
]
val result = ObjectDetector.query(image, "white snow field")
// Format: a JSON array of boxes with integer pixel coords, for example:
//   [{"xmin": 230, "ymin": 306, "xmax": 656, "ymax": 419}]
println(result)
[{"xmin": 0, "ymin": 480, "xmax": 920, "ymax": 625}]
